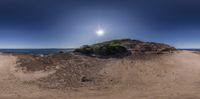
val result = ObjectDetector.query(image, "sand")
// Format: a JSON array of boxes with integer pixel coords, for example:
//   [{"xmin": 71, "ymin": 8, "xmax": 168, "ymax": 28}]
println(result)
[{"xmin": 0, "ymin": 51, "xmax": 200, "ymax": 99}]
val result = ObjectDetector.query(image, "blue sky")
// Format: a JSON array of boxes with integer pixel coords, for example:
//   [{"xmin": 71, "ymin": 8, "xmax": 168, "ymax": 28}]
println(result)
[{"xmin": 0, "ymin": 0, "xmax": 200, "ymax": 48}]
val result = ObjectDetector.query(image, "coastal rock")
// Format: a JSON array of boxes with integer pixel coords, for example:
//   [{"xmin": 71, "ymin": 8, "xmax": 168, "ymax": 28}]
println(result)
[{"xmin": 74, "ymin": 39, "xmax": 176, "ymax": 56}]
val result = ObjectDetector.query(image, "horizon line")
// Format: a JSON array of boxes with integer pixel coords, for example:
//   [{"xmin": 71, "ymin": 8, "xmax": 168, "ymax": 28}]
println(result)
[{"xmin": 0, "ymin": 48, "xmax": 199, "ymax": 49}]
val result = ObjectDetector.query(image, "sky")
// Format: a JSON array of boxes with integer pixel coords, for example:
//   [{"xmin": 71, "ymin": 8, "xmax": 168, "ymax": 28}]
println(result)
[{"xmin": 0, "ymin": 0, "xmax": 200, "ymax": 48}]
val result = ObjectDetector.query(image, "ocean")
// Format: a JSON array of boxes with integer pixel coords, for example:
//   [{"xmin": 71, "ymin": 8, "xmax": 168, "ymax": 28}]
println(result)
[
  {"xmin": 179, "ymin": 49, "xmax": 200, "ymax": 52},
  {"xmin": 0, "ymin": 49, "xmax": 199, "ymax": 55},
  {"xmin": 0, "ymin": 49, "xmax": 74, "ymax": 55}
]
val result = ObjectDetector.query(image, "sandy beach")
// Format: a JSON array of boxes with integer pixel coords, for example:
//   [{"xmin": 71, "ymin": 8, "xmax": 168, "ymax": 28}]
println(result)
[{"xmin": 0, "ymin": 51, "xmax": 200, "ymax": 99}]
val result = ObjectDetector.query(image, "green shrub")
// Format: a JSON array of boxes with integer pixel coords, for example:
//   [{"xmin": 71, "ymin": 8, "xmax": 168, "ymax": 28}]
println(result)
[
  {"xmin": 74, "ymin": 45, "xmax": 93, "ymax": 55},
  {"xmin": 74, "ymin": 44, "xmax": 128, "ymax": 56}
]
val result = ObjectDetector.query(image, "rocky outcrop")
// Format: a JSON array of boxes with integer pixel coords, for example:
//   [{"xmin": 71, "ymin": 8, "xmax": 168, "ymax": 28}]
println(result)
[
  {"xmin": 74, "ymin": 39, "xmax": 176, "ymax": 56},
  {"xmin": 132, "ymin": 42, "xmax": 176, "ymax": 53}
]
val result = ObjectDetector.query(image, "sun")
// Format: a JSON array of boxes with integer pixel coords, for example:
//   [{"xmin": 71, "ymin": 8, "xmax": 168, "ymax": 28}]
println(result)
[{"xmin": 96, "ymin": 29, "xmax": 105, "ymax": 36}]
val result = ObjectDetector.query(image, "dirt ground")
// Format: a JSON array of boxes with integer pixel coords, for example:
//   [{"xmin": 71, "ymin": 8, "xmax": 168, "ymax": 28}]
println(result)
[{"xmin": 0, "ymin": 51, "xmax": 200, "ymax": 99}]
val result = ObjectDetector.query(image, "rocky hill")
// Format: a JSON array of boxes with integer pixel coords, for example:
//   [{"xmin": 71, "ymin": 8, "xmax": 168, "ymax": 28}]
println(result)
[{"xmin": 74, "ymin": 39, "xmax": 175, "ymax": 57}]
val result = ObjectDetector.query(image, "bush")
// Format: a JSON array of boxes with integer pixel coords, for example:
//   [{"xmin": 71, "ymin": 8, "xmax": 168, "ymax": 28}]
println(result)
[
  {"xmin": 74, "ymin": 44, "xmax": 129, "ymax": 57},
  {"xmin": 74, "ymin": 45, "xmax": 93, "ymax": 55},
  {"xmin": 98, "ymin": 44, "xmax": 127, "ymax": 55}
]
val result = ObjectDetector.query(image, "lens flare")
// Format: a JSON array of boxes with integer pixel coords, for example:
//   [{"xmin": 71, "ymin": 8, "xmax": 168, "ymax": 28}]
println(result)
[{"xmin": 96, "ymin": 29, "xmax": 105, "ymax": 36}]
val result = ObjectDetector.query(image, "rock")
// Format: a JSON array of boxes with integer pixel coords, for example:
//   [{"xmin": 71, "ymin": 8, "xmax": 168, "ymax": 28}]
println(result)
[
  {"xmin": 59, "ymin": 51, "xmax": 65, "ymax": 54},
  {"xmin": 81, "ymin": 76, "xmax": 92, "ymax": 82}
]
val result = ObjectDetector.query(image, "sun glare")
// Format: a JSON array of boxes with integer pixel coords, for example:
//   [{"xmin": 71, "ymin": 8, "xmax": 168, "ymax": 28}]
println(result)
[{"xmin": 96, "ymin": 29, "xmax": 105, "ymax": 36}]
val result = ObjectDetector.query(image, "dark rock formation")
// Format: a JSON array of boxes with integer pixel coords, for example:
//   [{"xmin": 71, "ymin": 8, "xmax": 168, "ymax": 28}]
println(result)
[{"xmin": 74, "ymin": 39, "xmax": 176, "ymax": 56}]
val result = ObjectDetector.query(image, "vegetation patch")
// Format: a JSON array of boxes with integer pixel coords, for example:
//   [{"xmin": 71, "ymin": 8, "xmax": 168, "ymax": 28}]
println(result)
[{"xmin": 74, "ymin": 43, "xmax": 130, "ymax": 57}]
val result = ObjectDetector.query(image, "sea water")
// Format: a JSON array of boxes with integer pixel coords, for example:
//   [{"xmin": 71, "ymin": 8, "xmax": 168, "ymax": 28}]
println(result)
[{"xmin": 0, "ymin": 49, "xmax": 74, "ymax": 55}]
